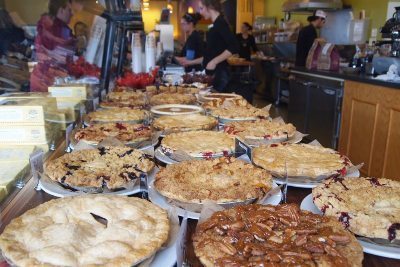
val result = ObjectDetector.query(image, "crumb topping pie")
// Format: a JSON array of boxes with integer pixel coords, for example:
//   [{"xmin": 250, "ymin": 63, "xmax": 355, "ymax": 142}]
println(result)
[
  {"xmin": 153, "ymin": 114, "xmax": 218, "ymax": 133},
  {"xmin": 87, "ymin": 109, "xmax": 148, "ymax": 123},
  {"xmin": 101, "ymin": 91, "xmax": 147, "ymax": 108},
  {"xmin": 204, "ymin": 99, "xmax": 269, "ymax": 120},
  {"xmin": 45, "ymin": 146, "xmax": 154, "ymax": 190},
  {"xmin": 154, "ymin": 157, "xmax": 272, "ymax": 204},
  {"xmin": 313, "ymin": 177, "xmax": 400, "ymax": 241},
  {"xmin": 193, "ymin": 204, "xmax": 363, "ymax": 267},
  {"xmin": 150, "ymin": 93, "xmax": 196, "ymax": 106},
  {"xmin": 161, "ymin": 130, "xmax": 234, "ymax": 157},
  {"xmin": 74, "ymin": 123, "xmax": 152, "ymax": 144},
  {"xmin": 252, "ymin": 143, "xmax": 351, "ymax": 179},
  {"xmin": 0, "ymin": 195, "xmax": 169, "ymax": 267}
]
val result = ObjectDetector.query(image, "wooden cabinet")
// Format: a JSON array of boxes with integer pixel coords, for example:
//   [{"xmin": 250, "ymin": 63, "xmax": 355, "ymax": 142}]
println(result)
[
  {"xmin": 339, "ymin": 80, "xmax": 400, "ymax": 181},
  {"xmin": 236, "ymin": 0, "xmax": 265, "ymax": 32}
]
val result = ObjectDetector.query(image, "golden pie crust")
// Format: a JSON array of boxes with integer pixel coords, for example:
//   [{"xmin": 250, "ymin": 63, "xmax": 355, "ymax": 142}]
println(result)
[
  {"xmin": 193, "ymin": 204, "xmax": 363, "ymax": 267},
  {"xmin": 224, "ymin": 120, "xmax": 296, "ymax": 141},
  {"xmin": 153, "ymin": 114, "xmax": 218, "ymax": 133},
  {"xmin": 45, "ymin": 146, "xmax": 154, "ymax": 189},
  {"xmin": 87, "ymin": 109, "xmax": 148, "ymax": 123},
  {"xmin": 252, "ymin": 144, "xmax": 350, "ymax": 178},
  {"xmin": 161, "ymin": 130, "xmax": 234, "ymax": 157},
  {"xmin": 0, "ymin": 195, "xmax": 169, "ymax": 267},
  {"xmin": 154, "ymin": 157, "xmax": 272, "ymax": 204},
  {"xmin": 204, "ymin": 99, "xmax": 269, "ymax": 120},
  {"xmin": 149, "ymin": 93, "xmax": 196, "ymax": 106},
  {"xmin": 202, "ymin": 93, "xmax": 243, "ymax": 102},
  {"xmin": 313, "ymin": 177, "xmax": 400, "ymax": 241}
]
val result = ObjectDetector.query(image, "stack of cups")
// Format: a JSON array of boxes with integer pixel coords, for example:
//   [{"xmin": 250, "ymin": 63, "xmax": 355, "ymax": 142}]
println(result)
[
  {"xmin": 131, "ymin": 32, "xmax": 142, "ymax": 73},
  {"xmin": 145, "ymin": 32, "xmax": 156, "ymax": 73}
]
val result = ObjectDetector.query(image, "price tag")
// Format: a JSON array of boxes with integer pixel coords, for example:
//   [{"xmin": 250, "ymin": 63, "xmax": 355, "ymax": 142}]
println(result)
[
  {"xmin": 235, "ymin": 137, "xmax": 252, "ymax": 161},
  {"xmin": 65, "ymin": 123, "xmax": 74, "ymax": 151},
  {"xmin": 176, "ymin": 215, "xmax": 188, "ymax": 267},
  {"xmin": 30, "ymin": 149, "xmax": 44, "ymax": 182}
]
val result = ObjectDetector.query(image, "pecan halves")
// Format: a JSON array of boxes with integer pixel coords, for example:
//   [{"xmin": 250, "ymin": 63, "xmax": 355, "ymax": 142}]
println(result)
[
  {"xmin": 324, "ymin": 244, "xmax": 341, "ymax": 257},
  {"xmin": 329, "ymin": 234, "xmax": 350, "ymax": 244},
  {"xmin": 304, "ymin": 242, "xmax": 325, "ymax": 253},
  {"xmin": 294, "ymin": 235, "xmax": 307, "ymax": 246},
  {"xmin": 219, "ymin": 242, "xmax": 238, "ymax": 255}
]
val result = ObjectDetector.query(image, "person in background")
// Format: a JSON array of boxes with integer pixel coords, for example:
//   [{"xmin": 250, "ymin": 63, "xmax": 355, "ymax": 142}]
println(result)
[
  {"xmin": 195, "ymin": 0, "xmax": 239, "ymax": 92},
  {"xmin": 295, "ymin": 9, "xmax": 326, "ymax": 67},
  {"xmin": 74, "ymin": 21, "xmax": 88, "ymax": 56},
  {"xmin": 175, "ymin": 13, "xmax": 204, "ymax": 72},
  {"xmin": 236, "ymin": 22, "xmax": 259, "ymax": 61}
]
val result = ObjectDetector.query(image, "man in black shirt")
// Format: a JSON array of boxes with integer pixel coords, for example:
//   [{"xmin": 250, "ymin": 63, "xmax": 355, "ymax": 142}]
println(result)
[
  {"xmin": 236, "ymin": 22, "xmax": 258, "ymax": 61},
  {"xmin": 295, "ymin": 10, "xmax": 327, "ymax": 67}
]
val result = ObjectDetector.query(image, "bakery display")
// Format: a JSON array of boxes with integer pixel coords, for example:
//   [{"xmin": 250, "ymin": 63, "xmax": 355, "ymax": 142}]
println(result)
[
  {"xmin": 74, "ymin": 123, "xmax": 152, "ymax": 145},
  {"xmin": 313, "ymin": 177, "xmax": 400, "ymax": 241},
  {"xmin": 154, "ymin": 157, "xmax": 272, "ymax": 204},
  {"xmin": 0, "ymin": 195, "xmax": 169, "ymax": 267},
  {"xmin": 153, "ymin": 114, "xmax": 217, "ymax": 133},
  {"xmin": 193, "ymin": 203, "xmax": 363, "ymax": 267},
  {"xmin": 224, "ymin": 120, "xmax": 296, "ymax": 142},
  {"xmin": 86, "ymin": 109, "xmax": 148, "ymax": 123},
  {"xmin": 161, "ymin": 130, "xmax": 234, "ymax": 158},
  {"xmin": 201, "ymin": 93, "xmax": 243, "ymax": 103},
  {"xmin": 149, "ymin": 93, "xmax": 197, "ymax": 106},
  {"xmin": 45, "ymin": 146, "xmax": 154, "ymax": 190},
  {"xmin": 253, "ymin": 143, "xmax": 351, "ymax": 179}
]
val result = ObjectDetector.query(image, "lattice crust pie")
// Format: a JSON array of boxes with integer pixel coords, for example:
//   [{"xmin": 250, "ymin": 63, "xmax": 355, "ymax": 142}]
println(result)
[
  {"xmin": 204, "ymin": 99, "xmax": 269, "ymax": 120},
  {"xmin": 149, "ymin": 93, "xmax": 197, "ymax": 106},
  {"xmin": 154, "ymin": 157, "xmax": 272, "ymax": 204},
  {"xmin": 193, "ymin": 204, "xmax": 363, "ymax": 267},
  {"xmin": 0, "ymin": 195, "xmax": 169, "ymax": 267},
  {"xmin": 87, "ymin": 109, "xmax": 148, "ymax": 123},
  {"xmin": 252, "ymin": 144, "xmax": 350, "ymax": 178},
  {"xmin": 224, "ymin": 120, "xmax": 296, "ymax": 141},
  {"xmin": 74, "ymin": 123, "xmax": 152, "ymax": 144},
  {"xmin": 153, "ymin": 114, "xmax": 218, "ymax": 133},
  {"xmin": 45, "ymin": 147, "xmax": 154, "ymax": 189},
  {"xmin": 313, "ymin": 177, "xmax": 400, "ymax": 241},
  {"xmin": 161, "ymin": 130, "xmax": 235, "ymax": 157}
]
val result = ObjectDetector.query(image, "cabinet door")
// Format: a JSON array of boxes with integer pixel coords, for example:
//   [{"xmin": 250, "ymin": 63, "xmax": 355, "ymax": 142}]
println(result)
[{"xmin": 288, "ymin": 78, "xmax": 310, "ymax": 133}]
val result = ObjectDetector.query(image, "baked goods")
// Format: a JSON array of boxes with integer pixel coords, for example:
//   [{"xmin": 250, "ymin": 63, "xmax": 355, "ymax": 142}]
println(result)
[
  {"xmin": 161, "ymin": 130, "xmax": 234, "ymax": 157},
  {"xmin": 149, "ymin": 93, "xmax": 196, "ymax": 106},
  {"xmin": 86, "ymin": 109, "xmax": 148, "ymax": 123},
  {"xmin": 0, "ymin": 195, "xmax": 169, "ymax": 267},
  {"xmin": 193, "ymin": 204, "xmax": 363, "ymax": 267},
  {"xmin": 153, "ymin": 114, "xmax": 218, "ymax": 133},
  {"xmin": 74, "ymin": 123, "xmax": 152, "ymax": 144},
  {"xmin": 154, "ymin": 157, "xmax": 272, "ymax": 204},
  {"xmin": 106, "ymin": 91, "xmax": 146, "ymax": 102},
  {"xmin": 252, "ymin": 143, "xmax": 351, "ymax": 178},
  {"xmin": 202, "ymin": 93, "xmax": 243, "ymax": 104},
  {"xmin": 99, "ymin": 101, "xmax": 146, "ymax": 109},
  {"xmin": 313, "ymin": 177, "xmax": 400, "ymax": 241},
  {"xmin": 224, "ymin": 120, "xmax": 296, "ymax": 142},
  {"xmin": 204, "ymin": 99, "xmax": 269, "ymax": 120},
  {"xmin": 45, "ymin": 146, "xmax": 154, "ymax": 190}
]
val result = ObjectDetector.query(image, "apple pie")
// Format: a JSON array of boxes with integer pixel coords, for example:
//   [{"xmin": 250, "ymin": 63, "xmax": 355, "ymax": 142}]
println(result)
[
  {"xmin": 86, "ymin": 109, "xmax": 148, "ymax": 123},
  {"xmin": 149, "ymin": 93, "xmax": 196, "ymax": 106},
  {"xmin": 204, "ymin": 99, "xmax": 269, "ymax": 120},
  {"xmin": 153, "ymin": 114, "xmax": 218, "ymax": 133}
]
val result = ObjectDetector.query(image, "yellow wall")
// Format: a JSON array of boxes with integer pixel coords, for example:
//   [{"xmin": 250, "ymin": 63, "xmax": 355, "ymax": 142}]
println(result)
[
  {"xmin": 142, "ymin": 1, "xmax": 179, "ymax": 37},
  {"xmin": 5, "ymin": 0, "xmax": 48, "ymax": 25}
]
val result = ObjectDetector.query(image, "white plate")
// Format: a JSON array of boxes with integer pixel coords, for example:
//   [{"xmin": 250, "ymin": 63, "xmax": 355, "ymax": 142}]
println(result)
[
  {"xmin": 151, "ymin": 104, "xmax": 204, "ymax": 117},
  {"xmin": 274, "ymin": 169, "xmax": 361, "ymax": 189},
  {"xmin": 300, "ymin": 193, "xmax": 400, "ymax": 259},
  {"xmin": 148, "ymin": 167, "xmax": 282, "ymax": 220},
  {"xmin": 69, "ymin": 135, "xmax": 159, "ymax": 151}
]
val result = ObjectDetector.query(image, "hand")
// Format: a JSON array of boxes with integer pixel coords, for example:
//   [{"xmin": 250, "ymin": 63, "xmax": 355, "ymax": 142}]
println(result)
[
  {"xmin": 206, "ymin": 60, "xmax": 217, "ymax": 71},
  {"xmin": 175, "ymin": 57, "xmax": 190, "ymax": 67}
]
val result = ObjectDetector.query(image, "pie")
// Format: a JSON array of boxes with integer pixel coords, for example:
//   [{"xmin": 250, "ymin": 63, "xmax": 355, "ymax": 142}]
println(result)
[
  {"xmin": 0, "ymin": 195, "xmax": 169, "ymax": 267},
  {"xmin": 252, "ymin": 143, "xmax": 351, "ymax": 178},
  {"xmin": 106, "ymin": 91, "xmax": 146, "ymax": 102},
  {"xmin": 193, "ymin": 204, "xmax": 363, "ymax": 267},
  {"xmin": 74, "ymin": 123, "xmax": 152, "ymax": 145},
  {"xmin": 153, "ymin": 114, "xmax": 218, "ymax": 133},
  {"xmin": 204, "ymin": 99, "xmax": 269, "ymax": 120},
  {"xmin": 161, "ymin": 130, "xmax": 234, "ymax": 157},
  {"xmin": 86, "ymin": 109, "xmax": 148, "ymax": 123},
  {"xmin": 158, "ymin": 85, "xmax": 200, "ymax": 94},
  {"xmin": 154, "ymin": 157, "xmax": 272, "ymax": 204},
  {"xmin": 313, "ymin": 177, "xmax": 400, "ymax": 241},
  {"xmin": 149, "ymin": 93, "xmax": 196, "ymax": 106},
  {"xmin": 45, "ymin": 146, "xmax": 154, "ymax": 190},
  {"xmin": 99, "ymin": 101, "xmax": 146, "ymax": 109},
  {"xmin": 224, "ymin": 120, "xmax": 296, "ymax": 142},
  {"xmin": 202, "ymin": 93, "xmax": 243, "ymax": 103}
]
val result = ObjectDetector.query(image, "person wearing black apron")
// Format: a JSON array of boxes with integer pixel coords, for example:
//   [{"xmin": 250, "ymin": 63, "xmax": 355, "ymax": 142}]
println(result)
[
  {"xmin": 236, "ymin": 22, "xmax": 258, "ymax": 61},
  {"xmin": 175, "ymin": 13, "xmax": 204, "ymax": 72},
  {"xmin": 198, "ymin": 0, "xmax": 239, "ymax": 92}
]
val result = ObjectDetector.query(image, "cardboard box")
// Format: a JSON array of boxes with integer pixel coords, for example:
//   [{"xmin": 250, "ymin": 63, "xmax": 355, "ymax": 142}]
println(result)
[
  {"xmin": 0, "ymin": 103, "xmax": 45, "ymax": 125},
  {"xmin": 0, "ymin": 161, "xmax": 30, "ymax": 194},
  {"xmin": 0, "ymin": 125, "xmax": 47, "ymax": 145},
  {"xmin": 0, "ymin": 145, "xmax": 35, "ymax": 163},
  {"xmin": 48, "ymin": 85, "xmax": 88, "ymax": 99}
]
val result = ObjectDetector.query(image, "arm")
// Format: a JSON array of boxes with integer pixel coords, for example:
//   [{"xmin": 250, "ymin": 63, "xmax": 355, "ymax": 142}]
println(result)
[
  {"xmin": 176, "ymin": 56, "xmax": 203, "ymax": 66},
  {"xmin": 206, "ymin": 50, "xmax": 232, "ymax": 70}
]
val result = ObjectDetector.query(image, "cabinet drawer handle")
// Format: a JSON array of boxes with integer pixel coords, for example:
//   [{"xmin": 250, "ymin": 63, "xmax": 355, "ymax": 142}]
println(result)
[{"xmin": 323, "ymin": 89, "xmax": 336, "ymax": 95}]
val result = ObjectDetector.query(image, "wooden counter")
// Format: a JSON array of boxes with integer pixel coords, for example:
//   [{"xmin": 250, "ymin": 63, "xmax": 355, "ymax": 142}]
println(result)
[{"xmin": 339, "ymin": 80, "xmax": 400, "ymax": 180}]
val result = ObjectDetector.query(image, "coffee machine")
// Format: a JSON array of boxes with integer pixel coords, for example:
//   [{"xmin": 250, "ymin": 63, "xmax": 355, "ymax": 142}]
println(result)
[{"xmin": 381, "ymin": 6, "xmax": 400, "ymax": 57}]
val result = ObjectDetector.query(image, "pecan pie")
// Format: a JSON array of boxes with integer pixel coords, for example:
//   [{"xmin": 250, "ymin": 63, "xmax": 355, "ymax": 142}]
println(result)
[
  {"xmin": 313, "ymin": 177, "xmax": 400, "ymax": 241},
  {"xmin": 87, "ymin": 109, "xmax": 148, "ymax": 123},
  {"xmin": 204, "ymin": 99, "xmax": 269, "ymax": 120},
  {"xmin": 161, "ymin": 130, "xmax": 234, "ymax": 157},
  {"xmin": 0, "ymin": 195, "xmax": 169, "ymax": 267},
  {"xmin": 224, "ymin": 120, "xmax": 296, "ymax": 141},
  {"xmin": 252, "ymin": 144, "xmax": 351, "ymax": 178},
  {"xmin": 149, "ymin": 93, "xmax": 196, "ymax": 106},
  {"xmin": 154, "ymin": 157, "xmax": 272, "ymax": 204},
  {"xmin": 45, "ymin": 146, "xmax": 154, "ymax": 189},
  {"xmin": 193, "ymin": 204, "xmax": 363, "ymax": 267},
  {"xmin": 153, "ymin": 114, "xmax": 218, "ymax": 133},
  {"xmin": 74, "ymin": 123, "xmax": 152, "ymax": 145}
]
